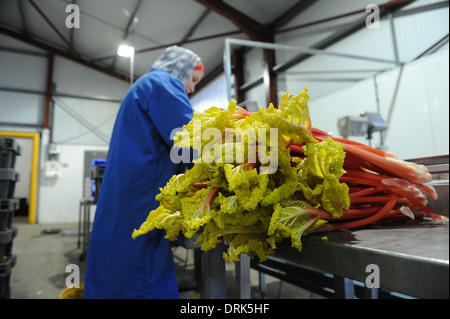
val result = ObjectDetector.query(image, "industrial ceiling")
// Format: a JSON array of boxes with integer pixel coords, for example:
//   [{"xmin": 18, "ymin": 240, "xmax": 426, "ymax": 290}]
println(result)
[{"xmin": 0, "ymin": 0, "xmax": 447, "ymax": 92}]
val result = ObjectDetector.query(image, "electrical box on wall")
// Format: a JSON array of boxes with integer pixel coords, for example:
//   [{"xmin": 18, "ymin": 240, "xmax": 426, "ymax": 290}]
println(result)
[
  {"xmin": 48, "ymin": 143, "xmax": 60, "ymax": 161},
  {"xmin": 48, "ymin": 143, "xmax": 59, "ymax": 155},
  {"xmin": 44, "ymin": 160, "xmax": 60, "ymax": 178}
]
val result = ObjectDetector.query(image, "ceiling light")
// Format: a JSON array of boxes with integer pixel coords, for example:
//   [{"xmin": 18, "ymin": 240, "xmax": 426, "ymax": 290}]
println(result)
[{"xmin": 117, "ymin": 44, "xmax": 135, "ymax": 57}]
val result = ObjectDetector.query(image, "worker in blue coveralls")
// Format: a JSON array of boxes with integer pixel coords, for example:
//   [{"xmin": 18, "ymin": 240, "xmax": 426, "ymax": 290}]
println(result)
[{"xmin": 84, "ymin": 46, "xmax": 204, "ymax": 299}]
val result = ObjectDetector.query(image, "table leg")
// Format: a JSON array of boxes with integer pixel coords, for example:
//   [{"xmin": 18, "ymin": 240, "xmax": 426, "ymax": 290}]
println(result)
[
  {"xmin": 235, "ymin": 254, "xmax": 251, "ymax": 299},
  {"xmin": 201, "ymin": 242, "xmax": 226, "ymax": 299},
  {"xmin": 334, "ymin": 275, "xmax": 355, "ymax": 299},
  {"xmin": 77, "ymin": 202, "xmax": 82, "ymax": 249}
]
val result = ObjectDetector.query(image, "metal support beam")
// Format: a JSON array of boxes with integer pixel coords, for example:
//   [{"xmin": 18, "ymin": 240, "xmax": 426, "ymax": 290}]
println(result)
[
  {"xmin": 203, "ymin": 0, "xmax": 421, "ymax": 98},
  {"xmin": 0, "ymin": 86, "xmax": 123, "ymax": 103},
  {"xmin": 0, "ymin": 25, "xmax": 129, "ymax": 82},
  {"xmin": 227, "ymin": 37, "xmax": 398, "ymax": 63},
  {"xmin": 388, "ymin": 12, "xmax": 400, "ymax": 65},
  {"xmin": 68, "ymin": 0, "xmax": 77, "ymax": 48},
  {"xmin": 364, "ymin": 286, "xmax": 379, "ymax": 299},
  {"xmin": 18, "ymin": 0, "xmax": 28, "ymax": 34},
  {"xmin": 224, "ymin": 38, "xmax": 398, "ymax": 101},
  {"xmin": 44, "ymin": 53, "xmax": 54, "ymax": 129},
  {"xmin": 235, "ymin": 254, "xmax": 251, "ymax": 299},
  {"xmin": 334, "ymin": 275, "xmax": 355, "ymax": 299},
  {"xmin": 232, "ymin": 48, "xmax": 245, "ymax": 103},
  {"xmin": 384, "ymin": 64, "xmax": 404, "ymax": 138},
  {"xmin": 195, "ymin": 0, "xmax": 270, "ymax": 41},
  {"xmin": 110, "ymin": 0, "xmax": 143, "ymax": 69},
  {"xmin": 0, "ymin": 46, "xmax": 48, "ymax": 57},
  {"xmin": 224, "ymin": 40, "xmax": 233, "ymax": 101},
  {"xmin": 414, "ymin": 33, "xmax": 449, "ymax": 60},
  {"xmin": 201, "ymin": 242, "xmax": 227, "ymax": 299},
  {"xmin": 276, "ymin": 0, "xmax": 414, "ymax": 35},
  {"xmin": 94, "ymin": 29, "xmax": 242, "ymax": 61},
  {"xmin": 270, "ymin": 0, "xmax": 319, "ymax": 31},
  {"xmin": 263, "ymin": 48, "xmax": 278, "ymax": 106},
  {"xmin": 195, "ymin": 0, "xmax": 277, "ymax": 104},
  {"xmin": 28, "ymin": 0, "xmax": 79, "ymax": 57},
  {"xmin": 274, "ymin": 0, "xmax": 414, "ymax": 73},
  {"xmin": 182, "ymin": 9, "xmax": 210, "ymax": 42}
]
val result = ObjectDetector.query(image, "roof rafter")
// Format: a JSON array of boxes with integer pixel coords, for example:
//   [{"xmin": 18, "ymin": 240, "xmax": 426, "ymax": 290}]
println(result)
[
  {"xmin": 274, "ymin": 0, "xmax": 415, "ymax": 73},
  {"xmin": 194, "ymin": 0, "xmax": 271, "ymax": 42},
  {"xmin": 94, "ymin": 29, "xmax": 242, "ymax": 61},
  {"xmin": 110, "ymin": 0, "xmax": 143, "ymax": 69},
  {"xmin": 269, "ymin": 0, "xmax": 319, "ymax": 31},
  {"xmin": 0, "ymin": 25, "xmax": 129, "ymax": 82},
  {"xmin": 68, "ymin": 0, "xmax": 76, "ymax": 48},
  {"xmin": 193, "ymin": 0, "xmax": 318, "ymax": 93},
  {"xmin": 18, "ymin": 0, "xmax": 28, "ymax": 35},
  {"xmin": 182, "ymin": 8, "xmax": 210, "ymax": 42},
  {"xmin": 28, "ymin": 0, "xmax": 79, "ymax": 57}
]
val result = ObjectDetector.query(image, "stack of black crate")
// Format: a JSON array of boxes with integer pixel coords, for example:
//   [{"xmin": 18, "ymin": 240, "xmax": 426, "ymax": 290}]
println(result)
[{"xmin": 0, "ymin": 137, "xmax": 21, "ymax": 299}]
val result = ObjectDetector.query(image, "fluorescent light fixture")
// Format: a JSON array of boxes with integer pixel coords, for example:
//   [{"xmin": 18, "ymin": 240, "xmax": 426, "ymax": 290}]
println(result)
[
  {"xmin": 117, "ymin": 44, "xmax": 135, "ymax": 57},
  {"xmin": 117, "ymin": 44, "xmax": 135, "ymax": 86}
]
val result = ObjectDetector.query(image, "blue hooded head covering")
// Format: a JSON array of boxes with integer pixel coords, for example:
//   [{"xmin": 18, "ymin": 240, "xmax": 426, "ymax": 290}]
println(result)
[{"xmin": 151, "ymin": 45, "xmax": 201, "ymax": 86}]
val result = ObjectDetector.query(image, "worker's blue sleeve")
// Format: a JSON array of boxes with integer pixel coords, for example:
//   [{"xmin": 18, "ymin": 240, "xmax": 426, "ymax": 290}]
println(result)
[{"xmin": 84, "ymin": 68, "xmax": 194, "ymax": 299}]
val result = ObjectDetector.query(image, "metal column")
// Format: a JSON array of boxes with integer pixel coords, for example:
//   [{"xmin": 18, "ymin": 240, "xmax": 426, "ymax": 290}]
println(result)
[
  {"xmin": 201, "ymin": 241, "xmax": 227, "ymax": 298},
  {"xmin": 223, "ymin": 37, "xmax": 398, "ymax": 101},
  {"xmin": 235, "ymin": 254, "xmax": 251, "ymax": 298}
]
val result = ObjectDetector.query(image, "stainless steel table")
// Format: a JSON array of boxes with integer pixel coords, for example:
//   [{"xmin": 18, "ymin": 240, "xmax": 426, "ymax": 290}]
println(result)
[
  {"xmin": 193, "ymin": 156, "xmax": 450, "ymax": 298},
  {"xmin": 236, "ymin": 156, "xmax": 449, "ymax": 299},
  {"xmin": 201, "ymin": 218, "xmax": 448, "ymax": 299},
  {"xmin": 275, "ymin": 218, "xmax": 449, "ymax": 299}
]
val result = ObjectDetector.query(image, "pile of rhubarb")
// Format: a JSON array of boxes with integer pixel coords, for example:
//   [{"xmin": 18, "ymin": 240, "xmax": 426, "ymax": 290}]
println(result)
[
  {"xmin": 133, "ymin": 88, "xmax": 445, "ymax": 262},
  {"xmin": 291, "ymin": 127, "xmax": 442, "ymax": 232}
]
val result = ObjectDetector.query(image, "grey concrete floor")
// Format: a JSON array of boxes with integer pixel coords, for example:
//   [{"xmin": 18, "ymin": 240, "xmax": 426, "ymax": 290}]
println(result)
[
  {"xmin": 8, "ymin": 216, "xmax": 325, "ymax": 299},
  {"xmin": 9, "ymin": 217, "xmax": 85, "ymax": 299}
]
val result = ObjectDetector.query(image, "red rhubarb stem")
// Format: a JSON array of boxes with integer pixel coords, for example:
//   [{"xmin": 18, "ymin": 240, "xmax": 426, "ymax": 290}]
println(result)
[{"xmin": 318, "ymin": 195, "xmax": 398, "ymax": 232}]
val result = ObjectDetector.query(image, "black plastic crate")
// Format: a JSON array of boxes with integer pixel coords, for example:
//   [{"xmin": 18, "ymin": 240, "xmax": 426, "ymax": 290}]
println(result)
[
  {"xmin": 0, "ymin": 227, "xmax": 17, "ymax": 260},
  {"xmin": 0, "ymin": 255, "xmax": 17, "ymax": 299},
  {"xmin": 0, "ymin": 199, "xmax": 19, "ymax": 231},
  {"xmin": 0, "ymin": 168, "xmax": 20, "ymax": 200},
  {"xmin": 0, "ymin": 138, "xmax": 21, "ymax": 169}
]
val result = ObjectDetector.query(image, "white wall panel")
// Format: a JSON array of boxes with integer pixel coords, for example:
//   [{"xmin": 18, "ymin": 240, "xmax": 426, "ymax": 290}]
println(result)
[
  {"xmin": 245, "ymin": 83, "xmax": 266, "ymax": 108},
  {"xmin": 53, "ymin": 56, "xmax": 129, "ymax": 100},
  {"xmin": 394, "ymin": 6, "xmax": 449, "ymax": 61},
  {"xmin": 0, "ymin": 48, "xmax": 47, "ymax": 126},
  {"xmin": 36, "ymin": 57, "xmax": 128, "ymax": 222},
  {"xmin": 0, "ymin": 36, "xmax": 130, "ymax": 223},
  {"xmin": 378, "ymin": 50, "xmax": 449, "ymax": 159},
  {"xmin": 0, "ymin": 51, "xmax": 48, "ymax": 90},
  {"xmin": 243, "ymin": 48, "xmax": 264, "ymax": 83},
  {"xmin": 308, "ymin": 78, "xmax": 378, "ymax": 142},
  {"xmin": 0, "ymin": 91, "xmax": 44, "ymax": 125},
  {"xmin": 38, "ymin": 144, "xmax": 108, "ymax": 223},
  {"xmin": 52, "ymin": 96, "xmax": 120, "ymax": 146},
  {"xmin": 0, "ymin": 33, "xmax": 47, "ymax": 54},
  {"xmin": 190, "ymin": 74, "xmax": 229, "ymax": 113},
  {"xmin": 308, "ymin": 49, "xmax": 449, "ymax": 160}
]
